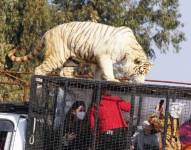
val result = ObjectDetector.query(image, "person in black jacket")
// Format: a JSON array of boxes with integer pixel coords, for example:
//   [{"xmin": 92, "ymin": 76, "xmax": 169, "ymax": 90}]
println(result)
[{"xmin": 62, "ymin": 101, "xmax": 92, "ymax": 150}]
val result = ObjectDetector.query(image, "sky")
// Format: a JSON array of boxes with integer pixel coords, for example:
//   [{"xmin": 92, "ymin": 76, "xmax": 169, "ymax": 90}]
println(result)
[{"xmin": 146, "ymin": 0, "xmax": 191, "ymax": 83}]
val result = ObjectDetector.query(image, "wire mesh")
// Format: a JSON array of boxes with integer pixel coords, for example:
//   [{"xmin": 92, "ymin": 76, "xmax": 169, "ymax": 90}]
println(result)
[{"xmin": 26, "ymin": 75, "xmax": 191, "ymax": 150}]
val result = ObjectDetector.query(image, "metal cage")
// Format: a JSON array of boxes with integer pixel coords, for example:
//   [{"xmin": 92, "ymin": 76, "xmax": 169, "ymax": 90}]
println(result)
[{"xmin": 26, "ymin": 75, "xmax": 191, "ymax": 150}]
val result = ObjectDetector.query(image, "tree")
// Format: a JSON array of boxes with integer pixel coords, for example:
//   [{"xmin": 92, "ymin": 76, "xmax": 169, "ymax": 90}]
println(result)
[
  {"xmin": 15, "ymin": 0, "xmax": 54, "ymax": 72},
  {"xmin": 0, "ymin": 0, "xmax": 20, "ymax": 65},
  {"xmin": 0, "ymin": 0, "xmax": 65, "ymax": 72},
  {"xmin": 0, "ymin": 0, "xmax": 67, "ymax": 101},
  {"xmin": 52, "ymin": 0, "xmax": 185, "ymax": 58}
]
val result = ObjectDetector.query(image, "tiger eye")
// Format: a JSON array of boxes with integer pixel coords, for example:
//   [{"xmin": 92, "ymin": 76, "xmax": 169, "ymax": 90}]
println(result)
[{"xmin": 134, "ymin": 58, "xmax": 141, "ymax": 64}]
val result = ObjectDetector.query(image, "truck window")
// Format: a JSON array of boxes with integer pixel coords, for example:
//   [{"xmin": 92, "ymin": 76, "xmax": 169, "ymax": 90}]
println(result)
[{"xmin": 0, "ymin": 120, "xmax": 14, "ymax": 150}]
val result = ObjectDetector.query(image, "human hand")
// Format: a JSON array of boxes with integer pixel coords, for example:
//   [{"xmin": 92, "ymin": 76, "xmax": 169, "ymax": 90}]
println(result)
[
  {"xmin": 67, "ymin": 133, "xmax": 77, "ymax": 140},
  {"xmin": 130, "ymin": 145, "xmax": 135, "ymax": 150}
]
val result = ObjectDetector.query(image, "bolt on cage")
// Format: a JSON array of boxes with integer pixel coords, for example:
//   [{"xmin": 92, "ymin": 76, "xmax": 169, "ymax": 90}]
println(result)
[{"xmin": 26, "ymin": 75, "xmax": 191, "ymax": 150}]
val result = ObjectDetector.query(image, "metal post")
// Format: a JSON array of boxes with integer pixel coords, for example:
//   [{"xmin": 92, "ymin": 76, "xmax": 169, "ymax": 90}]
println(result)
[
  {"xmin": 52, "ymin": 87, "xmax": 59, "ymax": 130},
  {"xmin": 42, "ymin": 81, "xmax": 50, "ymax": 150},
  {"xmin": 91, "ymin": 83, "xmax": 101, "ymax": 150},
  {"xmin": 162, "ymin": 95, "xmax": 170, "ymax": 150},
  {"xmin": 58, "ymin": 80, "xmax": 69, "ymax": 150},
  {"xmin": 136, "ymin": 96, "xmax": 143, "ymax": 126},
  {"xmin": 126, "ymin": 87, "xmax": 136, "ymax": 149},
  {"xmin": 26, "ymin": 76, "xmax": 37, "ymax": 150},
  {"xmin": 172, "ymin": 96, "xmax": 176, "ymax": 102}
]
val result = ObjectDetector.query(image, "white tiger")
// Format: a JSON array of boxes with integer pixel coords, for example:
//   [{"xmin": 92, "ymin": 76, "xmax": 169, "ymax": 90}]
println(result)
[{"xmin": 7, "ymin": 21, "xmax": 152, "ymax": 83}]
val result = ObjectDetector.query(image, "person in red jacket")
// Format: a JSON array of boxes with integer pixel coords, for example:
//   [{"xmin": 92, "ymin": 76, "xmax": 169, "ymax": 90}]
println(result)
[{"xmin": 88, "ymin": 90, "xmax": 131, "ymax": 150}]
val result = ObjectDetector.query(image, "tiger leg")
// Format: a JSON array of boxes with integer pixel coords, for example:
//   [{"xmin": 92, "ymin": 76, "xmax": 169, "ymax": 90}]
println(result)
[
  {"xmin": 35, "ymin": 57, "xmax": 64, "ymax": 75},
  {"xmin": 59, "ymin": 59, "xmax": 79, "ymax": 77},
  {"xmin": 92, "ymin": 65, "xmax": 102, "ymax": 80},
  {"xmin": 59, "ymin": 67, "xmax": 76, "ymax": 77},
  {"xmin": 96, "ymin": 55, "xmax": 119, "ymax": 82}
]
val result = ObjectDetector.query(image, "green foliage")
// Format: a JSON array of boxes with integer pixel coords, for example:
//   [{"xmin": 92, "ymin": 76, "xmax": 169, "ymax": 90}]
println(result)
[
  {"xmin": 0, "ymin": 84, "xmax": 24, "ymax": 102},
  {"xmin": 0, "ymin": 1, "xmax": 18, "ymax": 65},
  {"xmin": 0, "ymin": 0, "xmax": 65, "ymax": 101},
  {"xmin": 53, "ymin": 0, "xmax": 185, "ymax": 57},
  {"xmin": 0, "ymin": 0, "xmax": 65, "ymax": 72}
]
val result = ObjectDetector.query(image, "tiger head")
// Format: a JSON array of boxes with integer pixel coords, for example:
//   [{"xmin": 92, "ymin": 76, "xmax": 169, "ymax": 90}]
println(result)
[{"xmin": 113, "ymin": 56, "xmax": 152, "ymax": 83}]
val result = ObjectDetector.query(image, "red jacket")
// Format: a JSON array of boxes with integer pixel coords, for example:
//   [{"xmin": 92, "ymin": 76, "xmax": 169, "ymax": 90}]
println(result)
[{"xmin": 89, "ymin": 95, "xmax": 131, "ymax": 134}]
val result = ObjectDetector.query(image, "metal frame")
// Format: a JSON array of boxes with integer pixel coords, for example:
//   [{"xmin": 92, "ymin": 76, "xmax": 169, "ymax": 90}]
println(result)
[{"xmin": 26, "ymin": 75, "xmax": 191, "ymax": 150}]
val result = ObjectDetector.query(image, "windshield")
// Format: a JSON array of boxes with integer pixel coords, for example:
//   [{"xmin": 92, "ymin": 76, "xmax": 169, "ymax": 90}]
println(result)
[{"xmin": 0, "ymin": 120, "xmax": 14, "ymax": 150}]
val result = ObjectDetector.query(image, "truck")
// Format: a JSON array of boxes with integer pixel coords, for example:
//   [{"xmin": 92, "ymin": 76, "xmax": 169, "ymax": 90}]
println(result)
[{"xmin": 0, "ymin": 103, "xmax": 28, "ymax": 150}]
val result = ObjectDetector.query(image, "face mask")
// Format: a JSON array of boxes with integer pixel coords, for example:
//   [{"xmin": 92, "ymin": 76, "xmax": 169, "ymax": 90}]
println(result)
[{"xmin": 76, "ymin": 112, "xmax": 86, "ymax": 120}]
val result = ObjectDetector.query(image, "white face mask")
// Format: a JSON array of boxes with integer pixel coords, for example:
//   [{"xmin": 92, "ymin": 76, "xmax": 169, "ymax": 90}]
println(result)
[{"xmin": 76, "ymin": 112, "xmax": 86, "ymax": 120}]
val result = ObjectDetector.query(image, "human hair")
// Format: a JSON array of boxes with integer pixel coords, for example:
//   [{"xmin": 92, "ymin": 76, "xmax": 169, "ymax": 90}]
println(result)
[
  {"xmin": 64, "ymin": 101, "xmax": 86, "ymax": 132},
  {"xmin": 159, "ymin": 99, "xmax": 164, "ymax": 110},
  {"xmin": 69, "ymin": 101, "xmax": 86, "ymax": 112},
  {"xmin": 66, "ymin": 100, "xmax": 86, "ymax": 118},
  {"xmin": 65, "ymin": 101, "xmax": 86, "ymax": 121}
]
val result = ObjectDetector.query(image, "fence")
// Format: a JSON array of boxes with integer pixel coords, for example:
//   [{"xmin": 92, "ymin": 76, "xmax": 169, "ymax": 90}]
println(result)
[{"xmin": 26, "ymin": 75, "xmax": 191, "ymax": 150}]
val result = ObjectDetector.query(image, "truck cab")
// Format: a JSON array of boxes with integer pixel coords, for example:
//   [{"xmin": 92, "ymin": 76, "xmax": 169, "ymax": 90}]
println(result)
[{"xmin": 0, "ymin": 103, "xmax": 28, "ymax": 150}]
